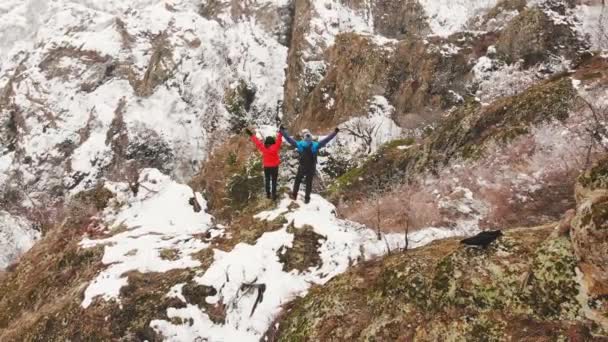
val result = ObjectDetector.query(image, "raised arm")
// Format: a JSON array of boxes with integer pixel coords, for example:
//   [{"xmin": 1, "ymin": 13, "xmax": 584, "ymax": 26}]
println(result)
[
  {"xmin": 250, "ymin": 135, "xmax": 265, "ymax": 152},
  {"xmin": 275, "ymin": 131, "xmax": 283, "ymax": 148},
  {"xmin": 280, "ymin": 127, "xmax": 298, "ymax": 148},
  {"xmin": 318, "ymin": 128, "xmax": 339, "ymax": 148}
]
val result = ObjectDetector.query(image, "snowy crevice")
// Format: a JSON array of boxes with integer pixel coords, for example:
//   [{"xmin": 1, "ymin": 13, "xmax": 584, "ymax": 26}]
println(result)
[{"xmin": 418, "ymin": 0, "xmax": 499, "ymax": 37}]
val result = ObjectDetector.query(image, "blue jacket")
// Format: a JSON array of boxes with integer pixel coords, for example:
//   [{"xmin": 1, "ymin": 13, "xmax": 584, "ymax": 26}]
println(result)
[{"xmin": 280, "ymin": 129, "xmax": 337, "ymax": 155}]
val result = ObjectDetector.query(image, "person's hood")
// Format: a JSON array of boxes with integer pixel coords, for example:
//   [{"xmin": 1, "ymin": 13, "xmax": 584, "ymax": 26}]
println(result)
[{"xmin": 301, "ymin": 129, "xmax": 313, "ymax": 142}]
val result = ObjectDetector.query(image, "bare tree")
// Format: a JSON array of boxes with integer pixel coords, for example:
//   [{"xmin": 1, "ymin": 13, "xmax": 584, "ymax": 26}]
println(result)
[
  {"xmin": 369, "ymin": 174, "xmax": 384, "ymax": 241},
  {"xmin": 575, "ymin": 98, "xmax": 608, "ymax": 169},
  {"xmin": 344, "ymin": 119, "xmax": 380, "ymax": 154},
  {"xmin": 375, "ymin": 195, "xmax": 382, "ymax": 240},
  {"xmin": 402, "ymin": 212, "xmax": 410, "ymax": 253}
]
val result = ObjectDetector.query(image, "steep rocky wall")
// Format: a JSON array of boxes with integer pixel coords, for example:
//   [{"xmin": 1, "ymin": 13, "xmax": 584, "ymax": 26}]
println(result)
[
  {"xmin": 283, "ymin": 0, "xmax": 431, "ymax": 129},
  {"xmin": 0, "ymin": 0, "xmax": 290, "ymax": 215},
  {"xmin": 289, "ymin": 33, "xmax": 476, "ymax": 132},
  {"xmin": 282, "ymin": 0, "xmax": 590, "ymax": 133}
]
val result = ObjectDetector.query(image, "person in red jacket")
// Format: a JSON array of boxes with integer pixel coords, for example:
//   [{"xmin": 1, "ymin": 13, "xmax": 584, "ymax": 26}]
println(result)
[{"xmin": 245, "ymin": 128, "xmax": 282, "ymax": 200}]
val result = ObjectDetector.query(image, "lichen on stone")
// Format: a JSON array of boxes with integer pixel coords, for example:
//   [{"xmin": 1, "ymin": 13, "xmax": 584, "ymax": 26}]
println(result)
[
  {"xmin": 278, "ymin": 224, "xmax": 326, "ymax": 273},
  {"xmin": 272, "ymin": 226, "xmax": 597, "ymax": 341}
]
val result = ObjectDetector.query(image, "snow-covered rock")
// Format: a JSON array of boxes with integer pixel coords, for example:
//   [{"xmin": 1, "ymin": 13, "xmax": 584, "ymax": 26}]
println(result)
[
  {"xmin": 0, "ymin": 211, "xmax": 40, "ymax": 270},
  {"xmin": 418, "ymin": 0, "xmax": 499, "ymax": 37}
]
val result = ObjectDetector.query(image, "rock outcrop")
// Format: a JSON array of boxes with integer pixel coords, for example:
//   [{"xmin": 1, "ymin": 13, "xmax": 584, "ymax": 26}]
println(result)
[
  {"xmin": 271, "ymin": 169, "xmax": 608, "ymax": 340},
  {"xmin": 572, "ymin": 158, "xmax": 608, "ymax": 327}
]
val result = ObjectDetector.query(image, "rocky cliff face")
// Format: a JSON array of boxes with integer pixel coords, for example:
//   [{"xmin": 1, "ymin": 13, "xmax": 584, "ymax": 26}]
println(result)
[
  {"xmin": 0, "ymin": 0, "xmax": 607, "ymax": 341},
  {"xmin": 282, "ymin": 0, "xmax": 600, "ymax": 133}
]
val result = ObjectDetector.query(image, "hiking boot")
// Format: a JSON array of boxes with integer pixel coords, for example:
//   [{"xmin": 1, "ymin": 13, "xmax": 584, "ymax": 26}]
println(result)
[
  {"xmin": 289, "ymin": 193, "xmax": 297, "ymax": 200},
  {"xmin": 266, "ymin": 193, "xmax": 271, "ymax": 199},
  {"xmin": 304, "ymin": 197, "xmax": 310, "ymax": 204},
  {"xmin": 272, "ymin": 193, "xmax": 278, "ymax": 201}
]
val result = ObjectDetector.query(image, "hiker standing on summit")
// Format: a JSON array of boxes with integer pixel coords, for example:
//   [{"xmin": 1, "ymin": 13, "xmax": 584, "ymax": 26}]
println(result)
[
  {"xmin": 280, "ymin": 126, "xmax": 339, "ymax": 204},
  {"xmin": 245, "ymin": 128, "xmax": 282, "ymax": 200}
]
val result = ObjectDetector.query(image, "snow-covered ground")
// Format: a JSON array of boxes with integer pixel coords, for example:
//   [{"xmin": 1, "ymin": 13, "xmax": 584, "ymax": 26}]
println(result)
[
  {"xmin": 79, "ymin": 168, "xmax": 477, "ymax": 340},
  {"xmin": 80, "ymin": 168, "xmax": 218, "ymax": 308}
]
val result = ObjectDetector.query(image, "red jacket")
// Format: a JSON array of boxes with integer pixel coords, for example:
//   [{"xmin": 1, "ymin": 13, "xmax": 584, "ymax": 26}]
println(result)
[{"xmin": 251, "ymin": 132, "xmax": 282, "ymax": 167}]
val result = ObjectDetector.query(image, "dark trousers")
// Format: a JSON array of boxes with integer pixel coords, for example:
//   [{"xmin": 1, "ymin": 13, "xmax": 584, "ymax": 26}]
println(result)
[
  {"xmin": 264, "ymin": 167, "xmax": 278, "ymax": 199},
  {"xmin": 293, "ymin": 167, "xmax": 314, "ymax": 201}
]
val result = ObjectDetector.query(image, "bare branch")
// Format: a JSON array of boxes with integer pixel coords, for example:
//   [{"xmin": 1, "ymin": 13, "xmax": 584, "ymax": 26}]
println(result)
[{"xmin": 344, "ymin": 119, "xmax": 381, "ymax": 154}]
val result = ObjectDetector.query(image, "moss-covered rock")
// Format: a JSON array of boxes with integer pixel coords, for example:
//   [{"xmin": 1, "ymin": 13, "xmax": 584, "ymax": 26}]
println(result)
[
  {"xmin": 225, "ymin": 79, "xmax": 256, "ymax": 132},
  {"xmin": 495, "ymin": 5, "xmax": 586, "ymax": 67},
  {"xmin": 278, "ymin": 224, "xmax": 326, "ymax": 273},
  {"xmin": 181, "ymin": 281, "xmax": 226, "ymax": 324},
  {"xmin": 571, "ymin": 158, "xmax": 608, "ymax": 328},
  {"xmin": 523, "ymin": 236, "xmax": 580, "ymax": 320},
  {"xmin": 71, "ymin": 183, "xmax": 114, "ymax": 211},
  {"xmin": 271, "ymin": 226, "xmax": 601, "ymax": 341},
  {"xmin": 577, "ymin": 158, "xmax": 608, "ymax": 193},
  {"xmin": 214, "ymin": 213, "xmax": 287, "ymax": 252},
  {"xmin": 226, "ymin": 157, "xmax": 265, "ymax": 211}
]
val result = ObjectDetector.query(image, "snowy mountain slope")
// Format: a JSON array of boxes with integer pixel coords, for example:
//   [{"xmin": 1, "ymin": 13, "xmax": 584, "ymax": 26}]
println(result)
[
  {"xmin": 80, "ymin": 168, "xmax": 217, "ymax": 308},
  {"xmin": 0, "ymin": 0, "xmax": 290, "ymax": 269},
  {"xmin": 78, "ymin": 167, "xmax": 474, "ymax": 341},
  {"xmin": 0, "ymin": 0, "xmax": 288, "ymax": 204},
  {"xmin": 284, "ymin": 0, "xmax": 603, "ymax": 137},
  {"xmin": 0, "ymin": 0, "xmax": 607, "ymax": 339},
  {"xmin": 1, "ymin": 0, "xmax": 605, "ymax": 269}
]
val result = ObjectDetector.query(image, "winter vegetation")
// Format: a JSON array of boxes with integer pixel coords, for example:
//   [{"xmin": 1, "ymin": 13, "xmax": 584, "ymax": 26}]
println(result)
[{"xmin": 1, "ymin": 0, "xmax": 608, "ymax": 340}]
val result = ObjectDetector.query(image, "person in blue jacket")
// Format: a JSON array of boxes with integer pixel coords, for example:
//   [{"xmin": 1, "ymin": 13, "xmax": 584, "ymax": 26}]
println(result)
[{"xmin": 280, "ymin": 125, "xmax": 339, "ymax": 203}]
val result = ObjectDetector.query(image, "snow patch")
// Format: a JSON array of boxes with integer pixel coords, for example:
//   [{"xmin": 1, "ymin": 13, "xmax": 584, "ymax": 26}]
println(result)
[
  {"xmin": 306, "ymin": 0, "xmax": 374, "ymax": 55},
  {"xmin": 472, "ymin": 56, "xmax": 571, "ymax": 103},
  {"xmin": 329, "ymin": 95, "xmax": 402, "ymax": 158},
  {"xmin": 151, "ymin": 193, "xmax": 471, "ymax": 341},
  {"xmin": 418, "ymin": 0, "xmax": 499, "ymax": 37},
  {"xmin": 80, "ymin": 169, "xmax": 217, "ymax": 308}
]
